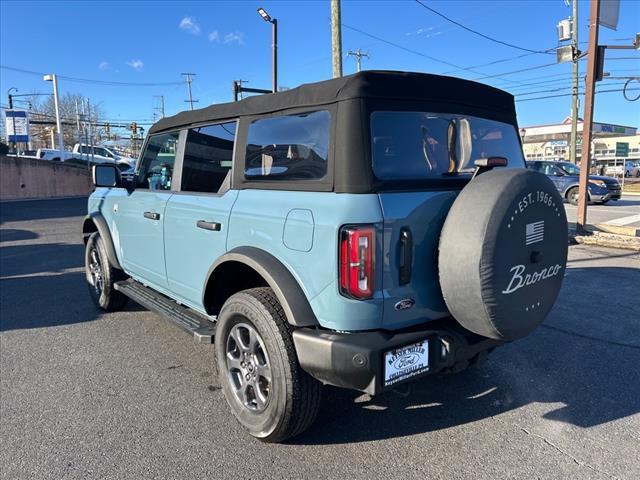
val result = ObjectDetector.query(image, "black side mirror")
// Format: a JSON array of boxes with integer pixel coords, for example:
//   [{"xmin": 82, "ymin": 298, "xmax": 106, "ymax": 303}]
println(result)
[
  {"xmin": 92, "ymin": 164, "xmax": 122, "ymax": 188},
  {"xmin": 554, "ymin": 170, "xmax": 565, "ymax": 176}
]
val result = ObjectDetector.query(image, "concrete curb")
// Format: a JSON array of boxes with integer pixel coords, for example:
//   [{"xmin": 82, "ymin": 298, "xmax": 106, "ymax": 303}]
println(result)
[{"xmin": 569, "ymin": 229, "xmax": 640, "ymax": 251}]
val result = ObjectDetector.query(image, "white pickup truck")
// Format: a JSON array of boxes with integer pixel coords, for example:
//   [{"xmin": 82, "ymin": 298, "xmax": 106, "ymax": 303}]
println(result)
[{"xmin": 37, "ymin": 144, "xmax": 137, "ymax": 171}]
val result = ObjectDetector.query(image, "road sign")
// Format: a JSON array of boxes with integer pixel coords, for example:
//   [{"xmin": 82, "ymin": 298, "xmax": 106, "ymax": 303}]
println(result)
[
  {"xmin": 615, "ymin": 142, "xmax": 629, "ymax": 157},
  {"xmin": 5, "ymin": 109, "xmax": 30, "ymax": 143},
  {"xmin": 599, "ymin": 0, "xmax": 620, "ymax": 31}
]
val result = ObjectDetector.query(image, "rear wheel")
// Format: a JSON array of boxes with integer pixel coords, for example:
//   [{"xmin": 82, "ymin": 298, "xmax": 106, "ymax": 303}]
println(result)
[
  {"xmin": 215, "ymin": 287, "xmax": 322, "ymax": 443},
  {"xmin": 85, "ymin": 232, "xmax": 128, "ymax": 311}
]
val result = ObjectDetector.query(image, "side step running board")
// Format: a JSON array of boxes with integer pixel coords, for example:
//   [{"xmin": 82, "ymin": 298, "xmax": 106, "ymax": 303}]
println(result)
[{"xmin": 114, "ymin": 279, "xmax": 215, "ymax": 344}]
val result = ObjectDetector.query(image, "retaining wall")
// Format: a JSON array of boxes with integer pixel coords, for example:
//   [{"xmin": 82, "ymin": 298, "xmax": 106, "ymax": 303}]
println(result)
[{"xmin": 0, "ymin": 155, "xmax": 92, "ymax": 200}]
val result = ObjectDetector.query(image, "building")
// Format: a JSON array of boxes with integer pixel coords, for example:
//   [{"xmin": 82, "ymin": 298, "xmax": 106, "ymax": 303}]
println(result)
[{"xmin": 521, "ymin": 118, "xmax": 638, "ymax": 167}]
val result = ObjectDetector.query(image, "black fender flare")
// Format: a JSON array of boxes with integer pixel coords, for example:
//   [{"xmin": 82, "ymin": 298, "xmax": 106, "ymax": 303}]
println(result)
[
  {"xmin": 203, "ymin": 246, "xmax": 319, "ymax": 327},
  {"xmin": 82, "ymin": 213, "xmax": 122, "ymax": 270}
]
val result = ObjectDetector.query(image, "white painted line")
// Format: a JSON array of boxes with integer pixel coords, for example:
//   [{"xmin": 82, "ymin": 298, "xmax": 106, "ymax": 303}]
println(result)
[{"xmin": 606, "ymin": 214, "xmax": 640, "ymax": 226}]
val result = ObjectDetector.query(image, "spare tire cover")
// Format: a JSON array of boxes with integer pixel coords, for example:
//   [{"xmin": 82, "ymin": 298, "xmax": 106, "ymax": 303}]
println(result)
[{"xmin": 439, "ymin": 168, "xmax": 568, "ymax": 341}]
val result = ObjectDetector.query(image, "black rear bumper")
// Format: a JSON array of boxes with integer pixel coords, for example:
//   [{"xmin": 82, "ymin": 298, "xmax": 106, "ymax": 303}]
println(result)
[{"xmin": 292, "ymin": 319, "xmax": 503, "ymax": 396}]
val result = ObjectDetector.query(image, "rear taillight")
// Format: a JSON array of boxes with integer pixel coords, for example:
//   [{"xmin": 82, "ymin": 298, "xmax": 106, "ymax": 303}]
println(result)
[{"xmin": 339, "ymin": 225, "xmax": 375, "ymax": 300}]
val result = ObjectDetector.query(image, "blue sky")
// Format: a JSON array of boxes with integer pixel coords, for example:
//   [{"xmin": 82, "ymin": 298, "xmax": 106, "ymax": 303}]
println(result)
[{"xmin": 1, "ymin": 0, "xmax": 638, "ymax": 132}]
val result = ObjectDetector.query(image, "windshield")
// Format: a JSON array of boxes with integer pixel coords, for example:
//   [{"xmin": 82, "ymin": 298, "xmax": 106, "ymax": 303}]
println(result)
[
  {"xmin": 371, "ymin": 111, "xmax": 525, "ymax": 180},
  {"xmin": 558, "ymin": 162, "xmax": 580, "ymax": 175}
]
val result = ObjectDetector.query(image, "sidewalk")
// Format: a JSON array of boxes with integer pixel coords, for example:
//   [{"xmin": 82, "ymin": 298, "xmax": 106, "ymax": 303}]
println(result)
[{"xmin": 569, "ymin": 221, "xmax": 640, "ymax": 251}]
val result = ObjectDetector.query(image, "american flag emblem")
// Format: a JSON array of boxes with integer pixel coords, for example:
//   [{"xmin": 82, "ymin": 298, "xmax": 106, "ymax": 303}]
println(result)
[{"xmin": 525, "ymin": 221, "xmax": 544, "ymax": 245}]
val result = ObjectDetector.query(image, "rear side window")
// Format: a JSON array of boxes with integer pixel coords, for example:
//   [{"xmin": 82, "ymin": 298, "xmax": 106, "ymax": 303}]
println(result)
[
  {"xmin": 371, "ymin": 111, "xmax": 525, "ymax": 181},
  {"xmin": 182, "ymin": 121, "xmax": 236, "ymax": 193},
  {"xmin": 137, "ymin": 132, "xmax": 180, "ymax": 190},
  {"xmin": 244, "ymin": 110, "xmax": 330, "ymax": 181}
]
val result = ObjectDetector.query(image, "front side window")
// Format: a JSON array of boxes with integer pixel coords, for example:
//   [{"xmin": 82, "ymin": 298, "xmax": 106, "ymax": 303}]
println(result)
[
  {"xmin": 182, "ymin": 121, "xmax": 236, "ymax": 193},
  {"xmin": 137, "ymin": 132, "xmax": 180, "ymax": 190},
  {"xmin": 371, "ymin": 111, "xmax": 525, "ymax": 181},
  {"xmin": 558, "ymin": 162, "xmax": 580, "ymax": 175},
  {"xmin": 245, "ymin": 110, "xmax": 330, "ymax": 181}
]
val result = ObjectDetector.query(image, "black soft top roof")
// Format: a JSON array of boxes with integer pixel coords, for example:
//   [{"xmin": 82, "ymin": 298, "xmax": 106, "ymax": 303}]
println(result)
[{"xmin": 149, "ymin": 70, "xmax": 515, "ymax": 134}]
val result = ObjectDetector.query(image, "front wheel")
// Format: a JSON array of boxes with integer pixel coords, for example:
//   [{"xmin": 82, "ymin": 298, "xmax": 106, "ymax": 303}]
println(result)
[
  {"xmin": 85, "ymin": 232, "xmax": 128, "ymax": 311},
  {"xmin": 215, "ymin": 287, "xmax": 322, "ymax": 443},
  {"xmin": 567, "ymin": 187, "xmax": 580, "ymax": 206}
]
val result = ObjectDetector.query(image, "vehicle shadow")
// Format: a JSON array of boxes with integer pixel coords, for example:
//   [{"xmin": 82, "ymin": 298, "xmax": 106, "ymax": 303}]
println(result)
[
  {"xmin": 292, "ymin": 265, "xmax": 640, "ymax": 445},
  {"xmin": 0, "ymin": 197, "xmax": 87, "ymax": 224},
  {"xmin": 0, "ymin": 271, "xmax": 101, "ymax": 331},
  {"xmin": 0, "ymin": 229, "xmax": 40, "ymax": 242},
  {"xmin": 0, "ymin": 243, "xmax": 84, "ymax": 278}
]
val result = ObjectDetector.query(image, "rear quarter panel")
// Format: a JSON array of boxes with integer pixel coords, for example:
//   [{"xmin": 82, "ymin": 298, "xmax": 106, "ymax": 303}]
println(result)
[{"xmin": 227, "ymin": 189, "xmax": 384, "ymax": 331}]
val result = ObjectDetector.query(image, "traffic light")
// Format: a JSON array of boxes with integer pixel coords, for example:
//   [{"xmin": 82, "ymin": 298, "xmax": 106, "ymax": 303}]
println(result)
[
  {"xmin": 105, "ymin": 123, "xmax": 110, "ymax": 140},
  {"xmin": 130, "ymin": 122, "xmax": 137, "ymax": 134}
]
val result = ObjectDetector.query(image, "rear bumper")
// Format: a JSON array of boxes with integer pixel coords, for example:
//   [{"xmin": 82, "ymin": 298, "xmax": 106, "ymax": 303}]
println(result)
[{"xmin": 292, "ymin": 319, "xmax": 502, "ymax": 396}]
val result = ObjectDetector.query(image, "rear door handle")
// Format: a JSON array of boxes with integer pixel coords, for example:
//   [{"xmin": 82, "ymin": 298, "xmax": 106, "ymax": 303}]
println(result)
[
  {"xmin": 143, "ymin": 211, "xmax": 160, "ymax": 220},
  {"xmin": 196, "ymin": 220, "xmax": 221, "ymax": 231}
]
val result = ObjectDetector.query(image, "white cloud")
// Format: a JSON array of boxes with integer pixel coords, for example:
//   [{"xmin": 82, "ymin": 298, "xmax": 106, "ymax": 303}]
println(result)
[
  {"xmin": 126, "ymin": 59, "xmax": 144, "ymax": 71},
  {"xmin": 223, "ymin": 31, "xmax": 244, "ymax": 45},
  {"xmin": 179, "ymin": 16, "xmax": 201, "ymax": 35},
  {"xmin": 98, "ymin": 61, "xmax": 110, "ymax": 71},
  {"xmin": 208, "ymin": 30, "xmax": 220, "ymax": 42}
]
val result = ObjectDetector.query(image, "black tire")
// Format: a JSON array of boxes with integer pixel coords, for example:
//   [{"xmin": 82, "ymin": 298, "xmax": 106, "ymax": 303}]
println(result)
[
  {"xmin": 85, "ymin": 232, "xmax": 128, "ymax": 311},
  {"xmin": 567, "ymin": 187, "xmax": 580, "ymax": 205},
  {"xmin": 215, "ymin": 287, "xmax": 322, "ymax": 443},
  {"xmin": 600, "ymin": 200, "xmax": 610, "ymax": 205}
]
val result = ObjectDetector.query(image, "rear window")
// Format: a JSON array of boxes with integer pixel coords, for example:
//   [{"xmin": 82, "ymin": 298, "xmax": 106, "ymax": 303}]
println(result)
[
  {"xmin": 244, "ymin": 110, "xmax": 330, "ymax": 181},
  {"xmin": 371, "ymin": 111, "xmax": 525, "ymax": 181},
  {"xmin": 182, "ymin": 121, "xmax": 236, "ymax": 193}
]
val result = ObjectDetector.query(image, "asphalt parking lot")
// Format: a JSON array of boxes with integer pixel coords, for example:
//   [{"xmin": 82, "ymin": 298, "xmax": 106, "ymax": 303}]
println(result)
[
  {"xmin": 564, "ymin": 194, "xmax": 640, "ymax": 228},
  {"xmin": 1, "ymin": 197, "xmax": 639, "ymax": 480}
]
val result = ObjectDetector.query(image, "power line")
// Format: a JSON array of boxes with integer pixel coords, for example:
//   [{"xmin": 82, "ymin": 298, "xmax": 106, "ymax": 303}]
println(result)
[
  {"xmin": 0, "ymin": 65, "xmax": 184, "ymax": 87},
  {"xmin": 414, "ymin": 0, "xmax": 552, "ymax": 55},
  {"xmin": 342, "ymin": 22, "xmax": 487, "ymax": 76},
  {"xmin": 515, "ymin": 87, "xmax": 638, "ymax": 102},
  {"xmin": 513, "ymin": 81, "xmax": 628, "ymax": 97}
]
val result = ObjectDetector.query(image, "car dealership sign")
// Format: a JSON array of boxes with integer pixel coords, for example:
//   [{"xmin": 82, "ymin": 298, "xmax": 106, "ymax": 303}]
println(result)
[{"xmin": 5, "ymin": 109, "xmax": 30, "ymax": 143}]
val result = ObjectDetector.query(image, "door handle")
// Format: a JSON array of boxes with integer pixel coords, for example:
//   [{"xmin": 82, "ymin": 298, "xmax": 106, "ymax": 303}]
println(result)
[
  {"xmin": 399, "ymin": 227, "xmax": 413, "ymax": 285},
  {"xmin": 196, "ymin": 220, "xmax": 221, "ymax": 231},
  {"xmin": 143, "ymin": 211, "xmax": 160, "ymax": 220}
]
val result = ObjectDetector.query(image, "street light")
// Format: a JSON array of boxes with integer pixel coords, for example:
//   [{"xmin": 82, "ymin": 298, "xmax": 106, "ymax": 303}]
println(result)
[
  {"xmin": 7, "ymin": 87, "xmax": 18, "ymax": 152},
  {"xmin": 43, "ymin": 73, "xmax": 65, "ymax": 161},
  {"xmin": 257, "ymin": 7, "xmax": 277, "ymax": 93}
]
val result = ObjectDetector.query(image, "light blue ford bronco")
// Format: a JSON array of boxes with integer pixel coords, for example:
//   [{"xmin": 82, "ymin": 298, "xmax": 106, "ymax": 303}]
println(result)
[{"xmin": 83, "ymin": 71, "xmax": 568, "ymax": 442}]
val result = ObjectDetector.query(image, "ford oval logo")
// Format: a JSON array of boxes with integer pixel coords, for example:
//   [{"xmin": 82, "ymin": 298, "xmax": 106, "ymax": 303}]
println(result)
[
  {"xmin": 393, "ymin": 353, "xmax": 420, "ymax": 370},
  {"xmin": 394, "ymin": 298, "xmax": 415, "ymax": 311}
]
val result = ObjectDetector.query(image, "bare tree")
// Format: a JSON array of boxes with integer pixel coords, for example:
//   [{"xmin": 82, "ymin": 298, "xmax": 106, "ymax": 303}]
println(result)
[{"xmin": 27, "ymin": 93, "xmax": 103, "ymax": 150}]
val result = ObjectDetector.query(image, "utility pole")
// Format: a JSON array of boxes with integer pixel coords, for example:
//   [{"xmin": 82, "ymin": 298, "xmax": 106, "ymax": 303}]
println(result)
[
  {"xmin": 576, "ymin": 0, "xmax": 600, "ymax": 232},
  {"xmin": 181, "ymin": 73, "xmax": 198, "ymax": 110},
  {"xmin": 153, "ymin": 95, "xmax": 165, "ymax": 119},
  {"xmin": 348, "ymin": 48, "xmax": 369, "ymax": 72},
  {"xmin": 569, "ymin": 0, "xmax": 580, "ymax": 165},
  {"xmin": 331, "ymin": 0, "xmax": 343, "ymax": 78}
]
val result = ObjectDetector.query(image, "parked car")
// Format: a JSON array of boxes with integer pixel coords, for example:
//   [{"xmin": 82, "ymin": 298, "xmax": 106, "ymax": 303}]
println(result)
[
  {"xmin": 626, "ymin": 160, "xmax": 640, "ymax": 177},
  {"xmin": 603, "ymin": 159, "xmax": 640, "ymax": 177},
  {"xmin": 37, "ymin": 143, "xmax": 136, "ymax": 170},
  {"xmin": 82, "ymin": 71, "xmax": 569, "ymax": 442},
  {"xmin": 527, "ymin": 160, "xmax": 621, "ymax": 205}
]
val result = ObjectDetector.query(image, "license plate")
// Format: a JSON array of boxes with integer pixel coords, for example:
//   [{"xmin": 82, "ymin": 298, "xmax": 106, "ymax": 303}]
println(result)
[{"xmin": 384, "ymin": 339, "xmax": 430, "ymax": 388}]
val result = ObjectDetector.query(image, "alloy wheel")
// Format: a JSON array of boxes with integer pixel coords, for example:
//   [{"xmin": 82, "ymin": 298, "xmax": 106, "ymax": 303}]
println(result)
[
  {"xmin": 88, "ymin": 248, "xmax": 104, "ymax": 295},
  {"xmin": 225, "ymin": 322, "xmax": 272, "ymax": 412}
]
